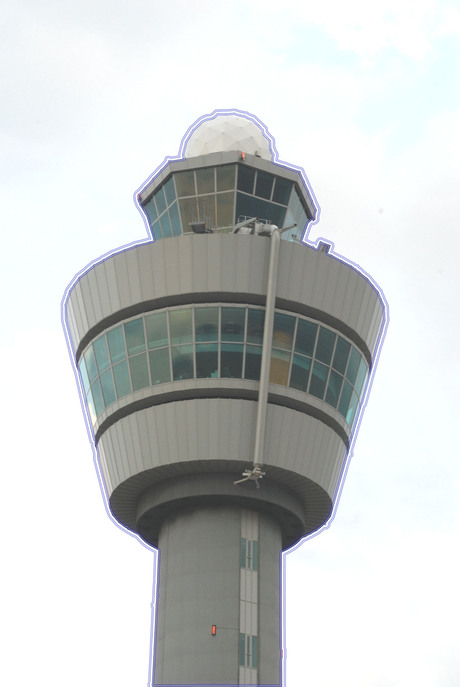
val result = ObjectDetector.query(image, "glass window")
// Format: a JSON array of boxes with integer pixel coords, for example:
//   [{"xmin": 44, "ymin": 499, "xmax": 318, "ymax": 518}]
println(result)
[
  {"xmin": 309, "ymin": 360, "xmax": 329, "ymax": 399},
  {"xmin": 195, "ymin": 307, "xmax": 218, "ymax": 342},
  {"xmin": 295, "ymin": 320, "xmax": 317, "ymax": 357},
  {"xmin": 221, "ymin": 343, "xmax": 243, "ymax": 378},
  {"xmin": 79, "ymin": 358, "xmax": 90, "ymax": 393},
  {"xmin": 240, "ymin": 538, "xmax": 247, "ymax": 568},
  {"xmin": 255, "ymin": 170, "xmax": 274, "ymax": 199},
  {"xmin": 325, "ymin": 369, "xmax": 343, "ymax": 409},
  {"xmin": 270, "ymin": 349, "xmax": 290, "ymax": 385},
  {"xmin": 289, "ymin": 354, "xmax": 311, "ymax": 392},
  {"xmin": 245, "ymin": 345, "xmax": 262, "ymax": 380},
  {"xmin": 84, "ymin": 346, "xmax": 98, "ymax": 383},
  {"xmin": 149, "ymin": 348, "xmax": 171, "ymax": 384},
  {"xmin": 273, "ymin": 177, "xmax": 293, "ymax": 205},
  {"xmin": 196, "ymin": 343, "xmax": 218, "ymax": 378},
  {"xmin": 174, "ymin": 170, "xmax": 195, "ymax": 197},
  {"xmin": 145, "ymin": 312, "xmax": 168, "ymax": 350},
  {"xmin": 236, "ymin": 192, "xmax": 286, "ymax": 227},
  {"xmin": 124, "ymin": 319, "xmax": 146, "ymax": 356},
  {"xmin": 347, "ymin": 390, "xmax": 359, "ymax": 425},
  {"xmin": 272, "ymin": 312, "xmax": 295, "ymax": 350},
  {"xmin": 107, "ymin": 326, "xmax": 126, "ymax": 364},
  {"xmin": 169, "ymin": 309, "xmax": 192, "ymax": 344},
  {"xmin": 169, "ymin": 201, "xmax": 182, "ymax": 236},
  {"xmin": 129, "ymin": 353, "xmax": 149, "ymax": 391},
  {"xmin": 172, "ymin": 345, "xmax": 194, "ymax": 380},
  {"xmin": 338, "ymin": 380, "xmax": 353, "ymax": 418},
  {"xmin": 86, "ymin": 389, "xmax": 97, "ymax": 425},
  {"xmin": 315, "ymin": 327, "xmax": 336, "ymax": 365},
  {"xmin": 154, "ymin": 186, "xmax": 167, "ymax": 215},
  {"xmin": 346, "ymin": 348, "xmax": 361, "ymax": 385},
  {"xmin": 91, "ymin": 379, "xmax": 104, "ymax": 416},
  {"xmin": 247, "ymin": 309, "xmax": 264, "ymax": 344},
  {"xmin": 355, "ymin": 358, "xmax": 367, "ymax": 396},
  {"xmin": 160, "ymin": 211, "xmax": 172, "ymax": 238},
  {"xmin": 151, "ymin": 218, "xmax": 162, "ymax": 240},
  {"xmin": 143, "ymin": 196, "xmax": 158, "ymax": 224},
  {"xmin": 100, "ymin": 369, "xmax": 116, "ymax": 407},
  {"xmin": 332, "ymin": 337, "xmax": 350, "ymax": 374},
  {"xmin": 163, "ymin": 176, "xmax": 176, "ymax": 205},
  {"xmin": 252, "ymin": 636, "xmax": 257, "ymax": 669},
  {"xmin": 216, "ymin": 191, "xmax": 234, "ymax": 227},
  {"xmin": 113, "ymin": 360, "xmax": 131, "ymax": 398},
  {"xmin": 93, "ymin": 336, "xmax": 110, "ymax": 373},
  {"xmin": 221, "ymin": 307, "xmax": 245, "ymax": 341},
  {"xmin": 196, "ymin": 167, "xmax": 214, "ymax": 194},
  {"xmin": 216, "ymin": 164, "xmax": 235, "ymax": 191},
  {"xmin": 179, "ymin": 197, "xmax": 199, "ymax": 232},
  {"xmin": 239, "ymin": 634, "xmax": 245, "ymax": 667},
  {"xmin": 237, "ymin": 165, "xmax": 255, "ymax": 194}
]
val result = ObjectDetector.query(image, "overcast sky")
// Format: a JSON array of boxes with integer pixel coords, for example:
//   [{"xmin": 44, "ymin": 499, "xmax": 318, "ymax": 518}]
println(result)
[{"xmin": 1, "ymin": 1, "xmax": 459, "ymax": 686}]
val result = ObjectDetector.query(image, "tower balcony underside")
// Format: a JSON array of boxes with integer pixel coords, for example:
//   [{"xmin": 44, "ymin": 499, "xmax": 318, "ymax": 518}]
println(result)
[{"xmin": 98, "ymin": 396, "xmax": 345, "ymax": 550}]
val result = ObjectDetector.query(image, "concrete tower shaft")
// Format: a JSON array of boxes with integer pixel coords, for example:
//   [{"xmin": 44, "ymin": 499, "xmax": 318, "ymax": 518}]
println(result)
[{"xmin": 64, "ymin": 111, "xmax": 387, "ymax": 686}]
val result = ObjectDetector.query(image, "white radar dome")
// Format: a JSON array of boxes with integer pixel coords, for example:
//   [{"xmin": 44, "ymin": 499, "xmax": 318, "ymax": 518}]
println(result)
[{"xmin": 184, "ymin": 114, "xmax": 272, "ymax": 160}]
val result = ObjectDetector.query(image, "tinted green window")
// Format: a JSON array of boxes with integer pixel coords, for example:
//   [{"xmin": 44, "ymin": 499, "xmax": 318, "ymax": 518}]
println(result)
[
  {"xmin": 355, "ymin": 358, "xmax": 367, "ymax": 396},
  {"xmin": 154, "ymin": 186, "xmax": 166, "ymax": 215},
  {"xmin": 325, "ymin": 369, "xmax": 343, "ymax": 408},
  {"xmin": 124, "ymin": 319, "xmax": 146, "ymax": 355},
  {"xmin": 100, "ymin": 369, "xmax": 116, "ymax": 407},
  {"xmin": 175, "ymin": 170, "xmax": 195, "ymax": 197},
  {"xmin": 221, "ymin": 307, "xmax": 245, "ymax": 341},
  {"xmin": 86, "ymin": 389, "xmax": 96, "ymax": 424},
  {"xmin": 237, "ymin": 165, "xmax": 255, "ymax": 193},
  {"xmin": 216, "ymin": 165, "xmax": 235, "ymax": 191},
  {"xmin": 172, "ymin": 345, "xmax": 194, "ymax": 380},
  {"xmin": 149, "ymin": 348, "xmax": 171, "ymax": 384},
  {"xmin": 79, "ymin": 358, "xmax": 90, "ymax": 393},
  {"xmin": 129, "ymin": 353, "xmax": 149, "ymax": 391},
  {"xmin": 309, "ymin": 360, "xmax": 329, "ymax": 399},
  {"xmin": 338, "ymin": 380, "xmax": 353, "ymax": 417},
  {"xmin": 347, "ymin": 390, "xmax": 359, "ymax": 425},
  {"xmin": 107, "ymin": 326, "xmax": 126, "ymax": 364},
  {"xmin": 289, "ymin": 354, "xmax": 311, "ymax": 392},
  {"xmin": 255, "ymin": 170, "xmax": 274, "ymax": 199},
  {"xmin": 196, "ymin": 167, "xmax": 214, "ymax": 194},
  {"xmin": 273, "ymin": 312, "xmax": 295, "ymax": 350},
  {"xmin": 93, "ymin": 336, "xmax": 110, "ymax": 373},
  {"xmin": 151, "ymin": 219, "xmax": 161, "ymax": 239},
  {"xmin": 169, "ymin": 201, "xmax": 182, "ymax": 236},
  {"xmin": 163, "ymin": 176, "xmax": 176, "ymax": 205},
  {"xmin": 332, "ymin": 337, "xmax": 351, "ymax": 374},
  {"xmin": 273, "ymin": 177, "xmax": 292, "ymax": 205},
  {"xmin": 315, "ymin": 327, "xmax": 336, "ymax": 365},
  {"xmin": 295, "ymin": 320, "xmax": 317, "ymax": 357},
  {"xmin": 196, "ymin": 343, "xmax": 218, "ymax": 378},
  {"xmin": 195, "ymin": 307, "xmax": 218, "ymax": 342},
  {"xmin": 252, "ymin": 541, "xmax": 258, "ymax": 571},
  {"xmin": 221, "ymin": 343, "xmax": 243, "ymax": 378},
  {"xmin": 146, "ymin": 312, "xmax": 168, "ymax": 349},
  {"xmin": 245, "ymin": 345, "xmax": 262, "ymax": 380},
  {"xmin": 235, "ymin": 192, "xmax": 286, "ymax": 227},
  {"xmin": 160, "ymin": 212, "xmax": 172, "ymax": 238},
  {"xmin": 346, "ymin": 348, "xmax": 361, "ymax": 384},
  {"xmin": 169, "ymin": 309, "xmax": 192, "ymax": 344},
  {"xmin": 252, "ymin": 635, "xmax": 257, "ymax": 669},
  {"xmin": 144, "ymin": 196, "xmax": 158, "ymax": 224},
  {"xmin": 247, "ymin": 309, "xmax": 264, "ymax": 344},
  {"xmin": 91, "ymin": 379, "xmax": 104, "ymax": 416},
  {"xmin": 239, "ymin": 634, "xmax": 245, "ymax": 667},
  {"xmin": 113, "ymin": 360, "xmax": 131, "ymax": 397},
  {"xmin": 84, "ymin": 346, "xmax": 98, "ymax": 383}
]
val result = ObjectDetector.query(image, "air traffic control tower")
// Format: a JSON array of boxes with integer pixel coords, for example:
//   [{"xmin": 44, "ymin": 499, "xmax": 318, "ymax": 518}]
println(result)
[{"xmin": 64, "ymin": 111, "xmax": 387, "ymax": 686}]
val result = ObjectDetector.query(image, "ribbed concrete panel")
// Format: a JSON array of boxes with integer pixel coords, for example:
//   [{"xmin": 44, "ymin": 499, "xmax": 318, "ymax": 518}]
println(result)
[{"xmin": 65, "ymin": 235, "xmax": 385, "ymax": 362}]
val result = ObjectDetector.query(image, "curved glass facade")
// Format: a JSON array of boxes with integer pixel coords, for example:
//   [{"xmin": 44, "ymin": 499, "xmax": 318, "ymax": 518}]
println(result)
[
  {"xmin": 142, "ymin": 165, "xmax": 308, "ymax": 242},
  {"xmin": 79, "ymin": 306, "xmax": 368, "ymax": 428}
]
